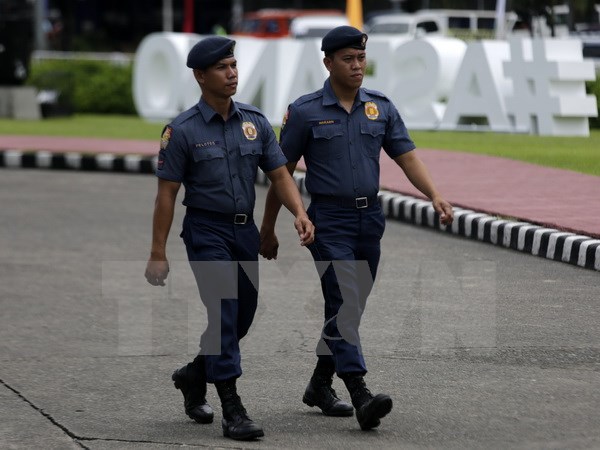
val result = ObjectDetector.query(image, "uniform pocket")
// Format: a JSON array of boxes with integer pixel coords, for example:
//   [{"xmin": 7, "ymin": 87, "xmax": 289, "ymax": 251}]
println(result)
[
  {"xmin": 360, "ymin": 122, "xmax": 386, "ymax": 158},
  {"xmin": 311, "ymin": 124, "xmax": 344, "ymax": 160},
  {"xmin": 191, "ymin": 146, "xmax": 226, "ymax": 184},
  {"xmin": 238, "ymin": 142, "xmax": 263, "ymax": 179}
]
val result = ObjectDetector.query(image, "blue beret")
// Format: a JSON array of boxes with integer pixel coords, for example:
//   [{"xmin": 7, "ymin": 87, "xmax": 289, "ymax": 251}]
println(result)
[
  {"xmin": 187, "ymin": 36, "xmax": 236, "ymax": 69},
  {"xmin": 321, "ymin": 26, "xmax": 368, "ymax": 54}
]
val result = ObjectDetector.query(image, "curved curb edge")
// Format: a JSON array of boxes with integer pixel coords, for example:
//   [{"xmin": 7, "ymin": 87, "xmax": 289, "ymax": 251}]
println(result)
[
  {"xmin": 256, "ymin": 169, "xmax": 600, "ymax": 273},
  {"xmin": 2, "ymin": 149, "xmax": 598, "ymax": 272}
]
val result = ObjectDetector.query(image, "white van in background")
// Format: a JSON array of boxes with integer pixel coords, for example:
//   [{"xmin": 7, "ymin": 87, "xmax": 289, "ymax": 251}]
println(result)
[
  {"xmin": 364, "ymin": 12, "xmax": 445, "ymax": 38},
  {"xmin": 365, "ymin": 9, "xmax": 519, "ymax": 40},
  {"xmin": 290, "ymin": 15, "xmax": 350, "ymax": 39}
]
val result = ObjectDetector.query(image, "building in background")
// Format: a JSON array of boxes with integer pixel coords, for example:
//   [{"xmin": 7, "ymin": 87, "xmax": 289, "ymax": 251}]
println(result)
[
  {"xmin": 16, "ymin": 0, "xmax": 600, "ymax": 53},
  {"xmin": 0, "ymin": 0, "xmax": 35, "ymax": 84},
  {"xmin": 26, "ymin": 0, "xmax": 504, "ymax": 52}
]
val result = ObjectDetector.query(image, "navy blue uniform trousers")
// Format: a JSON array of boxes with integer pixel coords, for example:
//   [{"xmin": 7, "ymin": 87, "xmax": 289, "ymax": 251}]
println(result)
[
  {"xmin": 307, "ymin": 200, "xmax": 386, "ymax": 376},
  {"xmin": 181, "ymin": 208, "xmax": 259, "ymax": 383}
]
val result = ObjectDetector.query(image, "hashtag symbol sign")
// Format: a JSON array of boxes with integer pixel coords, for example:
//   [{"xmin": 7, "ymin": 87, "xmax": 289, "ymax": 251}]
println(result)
[{"xmin": 503, "ymin": 37, "xmax": 597, "ymax": 135}]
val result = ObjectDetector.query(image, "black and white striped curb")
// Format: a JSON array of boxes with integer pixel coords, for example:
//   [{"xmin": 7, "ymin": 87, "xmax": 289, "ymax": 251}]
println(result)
[
  {"xmin": 0, "ymin": 149, "xmax": 157, "ymax": 174},
  {"xmin": 376, "ymin": 191, "xmax": 600, "ymax": 272},
  {"xmin": 3, "ymin": 149, "xmax": 599, "ymax": 272},
  {"xmin": 257, "ymin": 170, "xmax": 600, "ymax": 272}
]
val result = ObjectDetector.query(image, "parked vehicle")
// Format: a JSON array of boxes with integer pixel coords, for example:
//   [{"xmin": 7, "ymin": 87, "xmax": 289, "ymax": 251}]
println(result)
[
  {"xmin": 364, "ymin": 11, "xmax": 445, "ymax": 38},
  {"xmin": 365, "ymin": 9, "xmax": 519, "ymax": 40},
  {"xmin": 289, "ymin": 15, "xmax": 350, "ymax": 39},
  {"xmin": 233, "ymin": 9, "xmax": 345, "ymax": 39}
]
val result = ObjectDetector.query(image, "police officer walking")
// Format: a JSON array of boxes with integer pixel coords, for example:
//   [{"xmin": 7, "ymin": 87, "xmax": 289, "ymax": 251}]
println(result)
[
  {"xmin": 260, "ymin": 26, "xmax": 454, "ymax": 431},
  {"xmin": 145, "ymin": 36, "xmax": 314, "ymax": 441}
]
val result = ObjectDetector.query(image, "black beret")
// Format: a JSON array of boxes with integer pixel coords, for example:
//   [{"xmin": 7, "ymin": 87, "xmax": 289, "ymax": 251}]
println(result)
[
  {"xmin": 187, "ymin": 36, "xmax": 236, "ymax": 69},
  {"xmin": 321, "ymin": 26, "xmax": 368, "ymax": 54}
]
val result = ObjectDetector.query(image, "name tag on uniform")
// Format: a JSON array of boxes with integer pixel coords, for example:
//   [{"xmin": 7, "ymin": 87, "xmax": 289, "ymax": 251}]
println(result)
[
  {"xmin": 195, "ymin": 141, "xmax": 221, "ymax": 148},
  {"xmin": 310, "ymin": 119, "xmax": 340, "ymax": 127}
]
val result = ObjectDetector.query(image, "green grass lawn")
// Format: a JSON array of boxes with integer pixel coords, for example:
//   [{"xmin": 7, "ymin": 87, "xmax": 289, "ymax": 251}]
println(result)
[
  {"xmin": 0, "ymin": 114, "xmax": 164, "ymax": 140},
  {"xmin": 410, "ymin": 130, "xmax": 600, "ymax": 177},
  {"xmin": 1, "ymin": 114, "xmax": 599, "ymax": 176}
]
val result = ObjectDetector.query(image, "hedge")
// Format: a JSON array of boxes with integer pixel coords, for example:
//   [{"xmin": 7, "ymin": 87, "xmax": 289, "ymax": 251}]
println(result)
[
  {"xmin": 26, "ymin": 58, "xmax": 136, "ymax": 115},
  {"xmin": 587, "ymin": 78, "xmax": 600, "ymax": 129},
  {"xmin": 25, "ymin": 57, "xmax": 600, "ymax": 127}
]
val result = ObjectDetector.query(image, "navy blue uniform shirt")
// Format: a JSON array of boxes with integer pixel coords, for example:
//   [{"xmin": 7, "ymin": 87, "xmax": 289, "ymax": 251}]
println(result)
[
  {"xmin": 280, "ymin": 79, "xmax": 415, "ymax": 198},
  {"xmin": 156, "ymin": 98, "xmax": 287, "ymax": 214}
]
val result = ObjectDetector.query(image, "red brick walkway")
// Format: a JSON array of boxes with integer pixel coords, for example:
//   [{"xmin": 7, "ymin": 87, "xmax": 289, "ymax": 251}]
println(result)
[
  {"xmin": 379, "ymin": 150, "xmax": 600, "ymax": 239},
  {"xmin": 2, "ymin": 134, "xmax": 599, "ymax": 238}
]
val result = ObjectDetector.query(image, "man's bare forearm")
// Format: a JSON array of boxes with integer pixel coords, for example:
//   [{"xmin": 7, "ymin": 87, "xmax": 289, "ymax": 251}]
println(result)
[
  {"xmin": 261, "ymin": 162, "xmax": 298, "ymax": 231},
  {"xmin": 394, "ymin": 151, "xmax": 440, "ymax": 200},
  {"xmin": 150, "ymin": 179, "xmax": 180, "ymax": 259}
]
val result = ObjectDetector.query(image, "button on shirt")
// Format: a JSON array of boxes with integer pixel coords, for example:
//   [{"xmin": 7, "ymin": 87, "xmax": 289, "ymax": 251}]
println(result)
[
  {"xmin": 280, "ymin": 79, "xmax": 415, "ymax": 198},
  {"xmin": 156, "ymin": 99, "xmax": 287, "ymax": 214}
]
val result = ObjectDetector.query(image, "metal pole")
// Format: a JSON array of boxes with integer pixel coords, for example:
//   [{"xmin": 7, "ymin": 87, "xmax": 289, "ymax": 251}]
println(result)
[
  {"xmin": 183, "ymin": 0, "xmax": 194, "ymax": 33},
  {"xmin": 346, "ymin": 0, "xmax": 364, "ymax": 30},
  {"xmin": 495, "ymin": 0, "xmax": 507, "ymax": 39},
  {"xmin": 232, "ymin": 0, "xmax": 243, "ymax": 32},
  {"xmin": 163, "ymin": 0, "xmax": 173, "ymax": 32},
  {"xmin": 34, "ymin": 0, "xmax": 48, "ymax": 50}
]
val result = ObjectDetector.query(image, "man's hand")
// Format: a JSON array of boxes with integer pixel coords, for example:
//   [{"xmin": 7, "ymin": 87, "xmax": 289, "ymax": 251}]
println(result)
[
  {"xmin": 433, "ymin": 197, "xmax": 454, "ymax": 226},
  {"xmin": 145, "ymin": 258, "xmax": 170, "ymax": 286},
  {"xmin": 260, "ymin": 228, "xmax": 280, "ymax": 260},
  {"xmin": 294, "ymin": 214, "xmax": 314, "ymax": 247}
]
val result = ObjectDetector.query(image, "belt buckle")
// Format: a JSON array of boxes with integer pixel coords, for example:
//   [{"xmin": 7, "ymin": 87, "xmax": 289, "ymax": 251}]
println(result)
[
  {"xmin": 355, "ymin": 197, "xmax": 368, "ymax": 209},
  {"xmin": 234, "ymin": 214, "xmax": 248, "ymax": 225}
]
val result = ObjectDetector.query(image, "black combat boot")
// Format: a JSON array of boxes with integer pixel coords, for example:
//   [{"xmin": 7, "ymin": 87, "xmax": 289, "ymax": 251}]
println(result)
[
  {"xmin": 215, "ymin": 379, "xmax": 264, "ymax": 441},
  {"xmin": 171, "ymin": 356, "xmax": 214, "ymax": 424},
  {"xmin": 342, "ymin": 374, "xmax": 393, "ymax": 430},
  {"xmin": 303, "ymin": 368, "xmax": 354, "ymax": 416}
]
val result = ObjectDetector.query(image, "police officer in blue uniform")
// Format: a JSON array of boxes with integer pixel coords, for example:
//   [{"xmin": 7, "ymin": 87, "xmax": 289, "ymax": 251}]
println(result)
[
  {"xmin": 260, "ymin": 26, "xmax": 454, "ymax": 431},
  {"xmin": 145, "ymin": 36, "xmax": 314, "ymax": 441}
]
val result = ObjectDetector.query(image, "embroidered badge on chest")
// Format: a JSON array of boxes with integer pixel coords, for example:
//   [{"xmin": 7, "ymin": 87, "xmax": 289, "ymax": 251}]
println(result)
[
  {"xmin": 242, "ymin": 121, "xmax": 258, "ymax": 140},
  {"xmin": 365, "ymin": 101, "xmax": 379, "ymax": 120},
  {"xmin": 160, "ymin": 126, "xmax": 172, "ymax": 149}
]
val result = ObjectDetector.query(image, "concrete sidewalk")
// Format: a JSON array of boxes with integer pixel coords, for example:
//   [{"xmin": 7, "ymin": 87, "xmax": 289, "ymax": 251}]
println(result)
[{"xmin": 1, "ymin": 135, "xmax": 599, "ymax": 271}]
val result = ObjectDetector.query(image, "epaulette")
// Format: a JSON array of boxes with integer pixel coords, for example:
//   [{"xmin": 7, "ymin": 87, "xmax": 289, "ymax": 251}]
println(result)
[
  {"xmin": 362, "ymin": 87, "xmax": 389, "ymax": 100},
  {"xmin": 237, "ymin": 102, "xmax": 266, "ymax": 117},
  {"xmin": 293, "ymin": 89, "xmax": 324, "ymax": 106},
  {"xmin": 171, "ymin": 105, "xmax": 201, "ymax": 126}
]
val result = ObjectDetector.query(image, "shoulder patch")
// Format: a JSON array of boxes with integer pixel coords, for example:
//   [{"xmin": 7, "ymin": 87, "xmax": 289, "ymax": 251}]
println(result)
[
  {"xmin": 282, "ymin": 108, "xmax": 289, "ymax": 127},
  {"xmin": 160, "ymin": 126, "xmax": 172, "ymax": 150}
]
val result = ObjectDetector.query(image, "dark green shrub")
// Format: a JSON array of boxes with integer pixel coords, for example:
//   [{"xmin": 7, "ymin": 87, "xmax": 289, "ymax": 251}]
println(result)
[
  {"xmin": 587, "ymin": 77, "xmax": 600, "ymax": 129},
  {"xmin": 26, "ymin": 58, "xmax": 135, "ymax": 115}
]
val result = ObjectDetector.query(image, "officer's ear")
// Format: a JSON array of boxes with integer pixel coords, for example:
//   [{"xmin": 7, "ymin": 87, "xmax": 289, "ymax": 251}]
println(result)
[
  {"xmin": 193, "ymin": 68, "xmax": 205, "ymax": 86},
  {"xmin": 323, "ymin": 54, "xmax": 333, "ymax": 72}
]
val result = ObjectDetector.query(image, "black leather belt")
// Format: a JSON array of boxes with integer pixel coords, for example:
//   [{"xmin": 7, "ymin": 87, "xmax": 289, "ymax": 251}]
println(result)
[
  {"xmin": 311, "ymin": 195, "xmax": 378, "ymax": 209},
  {"xmin": 186, "ymin": 207, "xmax": 252, "ymax": 224}
]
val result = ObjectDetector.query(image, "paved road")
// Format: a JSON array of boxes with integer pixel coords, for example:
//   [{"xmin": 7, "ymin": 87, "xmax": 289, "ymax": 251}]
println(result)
[{"xmin": 1, "ymin": 170, "xmax": 599, "ymax": 449}]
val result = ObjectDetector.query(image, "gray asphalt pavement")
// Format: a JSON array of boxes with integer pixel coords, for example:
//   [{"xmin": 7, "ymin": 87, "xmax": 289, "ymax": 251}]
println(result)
[{"xmin": 1, "ymin": 170, "xmax": 599, "ymax": 449}]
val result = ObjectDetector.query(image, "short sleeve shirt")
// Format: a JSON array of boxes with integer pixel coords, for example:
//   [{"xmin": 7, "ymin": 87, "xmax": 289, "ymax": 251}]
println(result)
[
  {"xmin": 156, "ymin": 99, "xmax": 287, "ymax": 214},
  {"xmin": 280, "ymin": 79, "xmax": 415, "ymax": 198}
]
